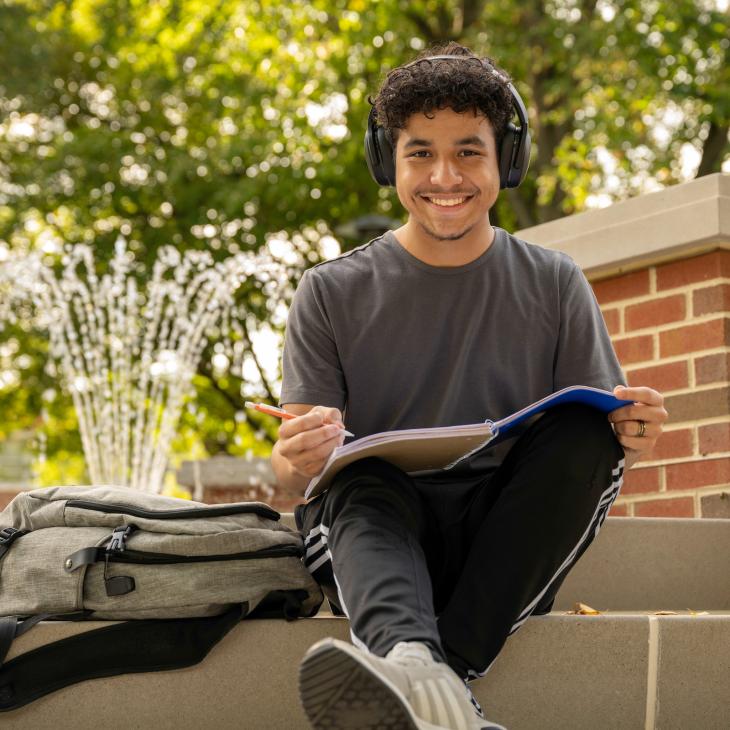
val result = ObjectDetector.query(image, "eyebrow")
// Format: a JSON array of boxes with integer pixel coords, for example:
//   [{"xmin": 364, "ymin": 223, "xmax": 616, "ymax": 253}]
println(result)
[{"xmin": 403, "ymin": 135, "xmax": 487, "ymax": 149}]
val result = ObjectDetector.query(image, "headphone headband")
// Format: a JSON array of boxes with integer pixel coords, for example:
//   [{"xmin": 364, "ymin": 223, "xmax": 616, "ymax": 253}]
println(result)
[
  {"xmin": 403, "ymin": 55, "xmax": 503, "ymax": 72},
  {"xmin": 364, "ymin": 55, "xmax": 531, "ymax": 189}
]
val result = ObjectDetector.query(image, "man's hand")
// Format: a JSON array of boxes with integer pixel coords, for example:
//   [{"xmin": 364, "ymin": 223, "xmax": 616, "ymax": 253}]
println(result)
[
  {"xmin": 608, "ymin": 385, "xmax": 668, "ymax": 468},
  {"xmin": 272, "ymin": 406, "xmax": 347, "ymax": 492}
]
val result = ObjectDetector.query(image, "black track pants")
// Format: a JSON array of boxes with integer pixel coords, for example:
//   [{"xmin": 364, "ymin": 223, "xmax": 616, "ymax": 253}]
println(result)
[{"xmin": 296, "ymin": 403, "xmax": 625, "ymax": 679}]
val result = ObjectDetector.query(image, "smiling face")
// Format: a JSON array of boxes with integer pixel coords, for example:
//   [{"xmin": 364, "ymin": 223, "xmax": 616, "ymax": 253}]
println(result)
[{"xmin": 393, "ymin": 106, "xmax": 501, "ymax": 264}]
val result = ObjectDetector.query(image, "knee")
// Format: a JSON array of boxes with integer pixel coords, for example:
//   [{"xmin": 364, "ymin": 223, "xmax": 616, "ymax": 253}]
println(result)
[
  {"xmin": 547, "ymin": 403, "xmax": 617, "ymax": 446},
  {"xmin": 534, "ymin": 403, "xmax": 623, "ymax": 478},
  {"xmin": 323, "ymin": 457, "xmax": 425, "ymax": 533}
]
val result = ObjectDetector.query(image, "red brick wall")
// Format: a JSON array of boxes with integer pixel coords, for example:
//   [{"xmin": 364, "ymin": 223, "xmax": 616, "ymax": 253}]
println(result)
[{"xmin": 592, "ymin": 249, "xmax": 730, "ymax": 518}]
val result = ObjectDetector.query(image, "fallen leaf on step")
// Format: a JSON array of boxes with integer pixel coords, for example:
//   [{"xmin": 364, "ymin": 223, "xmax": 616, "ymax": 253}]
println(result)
[
  {"xmin": 653, "ymin": 610, "xmax": 678, "ymax": 615},
  {"xmin": 567, "ymin": 602, "xmax": 601, "ymax": 615},
  {"xmin": 687, "ymin": 609, "xmax": 709, "ymax": 616}
]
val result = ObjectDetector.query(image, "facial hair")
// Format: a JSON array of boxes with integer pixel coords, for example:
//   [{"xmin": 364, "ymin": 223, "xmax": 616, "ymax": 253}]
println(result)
[{"xmin": 417, "ymin": 220, "xmax": 478, "ymax": 242}]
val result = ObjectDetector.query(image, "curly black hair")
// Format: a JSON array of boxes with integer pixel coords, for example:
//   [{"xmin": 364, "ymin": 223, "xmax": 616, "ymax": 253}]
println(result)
[{"xmin": 371, "ymin": 42, "xmax": 514, "ymax": 147}]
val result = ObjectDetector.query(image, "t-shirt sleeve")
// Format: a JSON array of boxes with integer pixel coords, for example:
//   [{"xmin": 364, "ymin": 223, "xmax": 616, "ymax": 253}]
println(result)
[
  {"xmin": 554, "ymin": 259, "xmax": 627, "ymax": 392},
  {"xmin": 279, "ymin": 269, "xmax": 347, "ymax": 409}
]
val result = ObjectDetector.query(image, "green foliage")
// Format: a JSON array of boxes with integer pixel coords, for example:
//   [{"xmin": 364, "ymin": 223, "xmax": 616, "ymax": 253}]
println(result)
[
  {"xmin": 35, "ymin": 449, "xmax": 88, "ymax": 487},
  {"xmin": 0, "ymin": 0, "xmax": 727, "ymax": 482}
]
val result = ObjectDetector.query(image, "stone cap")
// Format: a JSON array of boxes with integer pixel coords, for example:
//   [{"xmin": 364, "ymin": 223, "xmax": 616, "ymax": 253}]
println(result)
[
  {"xmin": 516, "ymin": 173, "xmax": 730, "ymax": 280},
  {"xmin": 177, "ymin": 455, "xmax": 275, "ymax": 489}
]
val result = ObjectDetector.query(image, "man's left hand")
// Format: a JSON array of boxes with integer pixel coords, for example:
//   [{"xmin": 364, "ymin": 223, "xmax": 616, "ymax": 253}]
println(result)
[{"xmin": 609, "ymin": 385, "xmax": 668, "ymax": 468}]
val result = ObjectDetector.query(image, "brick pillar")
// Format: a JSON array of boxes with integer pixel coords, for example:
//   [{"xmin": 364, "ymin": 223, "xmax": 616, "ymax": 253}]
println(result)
[{"xmin": 592, "ymin": 250, "xmax": 730, "ymax": 518}]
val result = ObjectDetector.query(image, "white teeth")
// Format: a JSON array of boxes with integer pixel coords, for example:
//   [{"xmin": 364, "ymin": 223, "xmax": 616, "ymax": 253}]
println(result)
[{"xmin": 427, "ymin": 197, "xmax": 467, "ymax": 207}]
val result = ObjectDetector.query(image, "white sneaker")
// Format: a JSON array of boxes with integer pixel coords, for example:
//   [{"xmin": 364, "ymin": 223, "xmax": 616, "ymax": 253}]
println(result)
[
  {"xmin": 298, "ymin": 637, "xmax": 506, "ymax": 729},
  {"xmin": 463, "ymin": 682, "xmax": 505, "ymax": 730}
]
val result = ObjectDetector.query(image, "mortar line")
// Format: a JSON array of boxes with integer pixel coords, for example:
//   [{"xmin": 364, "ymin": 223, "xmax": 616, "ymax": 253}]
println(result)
[{"xmin": 645, "ymin": 615, "xmax": 660, "ymax": 730}]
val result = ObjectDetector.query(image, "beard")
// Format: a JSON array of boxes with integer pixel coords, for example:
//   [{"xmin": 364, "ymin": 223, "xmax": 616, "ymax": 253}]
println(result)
[{"xmin": 417, "ymin": 219, "xmax": 477, "ymax": 241}]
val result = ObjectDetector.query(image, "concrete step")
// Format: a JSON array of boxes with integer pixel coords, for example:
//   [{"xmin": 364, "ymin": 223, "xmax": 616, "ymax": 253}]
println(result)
[
  {"xmin": 5, "ymin": 611, "xmax": 729, "ymax": 729},
  {"xmin": 280, "ymin": 514, "xmax": 730, "ymax": 611},
  {"xmin": 549, "ymin": 516, "xmax": 730, "ymax": 610},
  {"xmin": 3, "ymin": 515, "xmax": 728, "ymax": 728}
]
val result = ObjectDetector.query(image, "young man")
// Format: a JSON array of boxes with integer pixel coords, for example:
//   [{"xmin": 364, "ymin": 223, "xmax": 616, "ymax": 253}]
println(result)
[{"xmin": 272, "ymin": 43, "xmax": 667, "ymax": 730}]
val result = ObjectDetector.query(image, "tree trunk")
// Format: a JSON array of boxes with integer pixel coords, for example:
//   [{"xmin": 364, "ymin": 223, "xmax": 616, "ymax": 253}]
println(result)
[{"xmin": 696, "ymin": 121, "xmax": 729, "ymax": 178}]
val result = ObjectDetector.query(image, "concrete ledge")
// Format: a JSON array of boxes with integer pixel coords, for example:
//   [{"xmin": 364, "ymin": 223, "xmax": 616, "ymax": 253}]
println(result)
[
  {"xmin": 552, "ymin": 516, "xmax": 730, "ymax": 610},
  {"xmin": 516, "ymin": 172, "xmax": 730, "ymax": 279},
  {"xmin": 5, "ymin": 612, "xmax": 729, "ymax": 729},
  {"xmin": 280, "ymin": 514, "xmax": 730, "ymax": 610}
]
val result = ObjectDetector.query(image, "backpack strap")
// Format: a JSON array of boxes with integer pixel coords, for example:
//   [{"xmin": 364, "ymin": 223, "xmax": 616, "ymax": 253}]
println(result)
[
  {"xmin": 0, "ymin": 613, "xmax": 88, "ymax": 668},
  {"xmin": 0, "ymin": 618, "xmax": 17, "ymax": 667},
  {"xmin": 0, "ymin": 527, "xmax": 27, "ymax": 560},
  {"xmin": 0, "ymin": 604, "xmax": 246, "ymax": 712},
  {"xmin": 248, "ymin": 589, "xmax": 313, "ymax": 620}
]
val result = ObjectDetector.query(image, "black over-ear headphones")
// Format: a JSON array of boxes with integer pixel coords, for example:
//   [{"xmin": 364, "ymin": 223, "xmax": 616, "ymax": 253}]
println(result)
[{"xmin": 364, "ymin": 55, "xmax": 531, "ymax": 189}]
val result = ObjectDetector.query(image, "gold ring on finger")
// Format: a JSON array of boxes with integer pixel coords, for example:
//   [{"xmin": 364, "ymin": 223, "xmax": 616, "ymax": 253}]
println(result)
[{"xmin": 637, "ymin": 420, "xmax": 646, "ymax": 438}]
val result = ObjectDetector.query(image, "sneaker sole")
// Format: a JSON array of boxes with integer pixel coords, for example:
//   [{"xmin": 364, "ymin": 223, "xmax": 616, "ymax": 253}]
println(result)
[{"xmin": 299, "ymin": 640, "xmax": 442, "ymax": 730}]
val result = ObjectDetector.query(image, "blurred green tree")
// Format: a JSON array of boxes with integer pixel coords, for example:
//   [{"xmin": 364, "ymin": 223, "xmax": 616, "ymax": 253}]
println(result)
[{"xmin": 0, "ymin": 0, "xmax": 727, "ymax": 482}]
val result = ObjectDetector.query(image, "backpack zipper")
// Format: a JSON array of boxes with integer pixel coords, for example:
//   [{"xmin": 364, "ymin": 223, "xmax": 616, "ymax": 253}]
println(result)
[
  {"xmin": 66, "ymin": 499, "xmax": 281, "ymax": 522},
  {"xmin": 64, "ymin": 540, "xmax": 303, "ymax": 574},
  {"xmin": 108, "ymin": 543, "xmax": 303, "ymax": 564}
]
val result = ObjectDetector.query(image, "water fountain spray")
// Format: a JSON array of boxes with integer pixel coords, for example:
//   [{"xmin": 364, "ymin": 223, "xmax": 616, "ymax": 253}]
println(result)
[{"xmin": 0, "ymin": 237, "xmax": 273, "ymax": 493}]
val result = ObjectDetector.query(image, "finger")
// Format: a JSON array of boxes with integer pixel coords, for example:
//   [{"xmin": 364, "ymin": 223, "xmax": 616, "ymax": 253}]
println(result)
[
  {"xmin": 309, "ymin": 405, "xmax": 346, "ymax": 433},
  {"xmin": 283, "ymin": 427, "xmax": 341, "ymax": 462},
  {"xmin": 612, "ymin": 420, "xmax": 656, "ymax": 439},
  {"xmin": 613, "ymin": 385, "xmax": 664, "ymax": 407},
  {"xmin": 310, "ymin": 405, "xmax": 344, "ymax": 424},
  {"xmin": 279, "ymin": 410, "xmax": 326, "ymax": 438},
  {"xmin": 293, "ymin": 432, "xmax": 345, "ymax": 476},
  {"xmin": 609, "ymin": 404, "xmax": 668, "ymax": 425},
  {"xmin": 280, "ymin": 406, "xmax": 345, "ymax": 439},
  {"xmin": 280, "ymin": 424, "xmax": 343, "ymax": 460}
]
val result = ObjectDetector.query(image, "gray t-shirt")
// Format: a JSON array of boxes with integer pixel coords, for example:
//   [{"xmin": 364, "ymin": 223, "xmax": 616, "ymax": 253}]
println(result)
[{"xmin": 281, "ymin": 228, "xmax": 625, "ymax": 474}]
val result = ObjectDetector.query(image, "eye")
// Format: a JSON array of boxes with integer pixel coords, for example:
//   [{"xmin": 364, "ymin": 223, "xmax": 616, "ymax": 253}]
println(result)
[
  {"xmin": 408, "ymin": 150, "xmax": 430, "ymax": 158},
  {"xmin": 459, "ymin": 149, "xmax": 481, "ymax": 156}
]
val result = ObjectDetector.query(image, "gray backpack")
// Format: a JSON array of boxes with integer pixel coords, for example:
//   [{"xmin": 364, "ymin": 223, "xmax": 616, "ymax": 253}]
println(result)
[{"xmin": 0, "ymin": 485, "xmax": 322, "ymax": 711}]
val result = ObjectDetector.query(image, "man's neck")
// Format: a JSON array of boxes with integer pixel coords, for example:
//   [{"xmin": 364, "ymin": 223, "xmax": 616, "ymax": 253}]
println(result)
[{"xmin": 392, "ymin": 220, "xmax": 496, "ymax": 267}]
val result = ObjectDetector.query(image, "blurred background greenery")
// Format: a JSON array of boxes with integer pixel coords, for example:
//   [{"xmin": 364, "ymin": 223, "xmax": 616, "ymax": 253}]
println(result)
[{"xmin": 0, "ymin": 0, "xmax": 728, "ymax": 487}]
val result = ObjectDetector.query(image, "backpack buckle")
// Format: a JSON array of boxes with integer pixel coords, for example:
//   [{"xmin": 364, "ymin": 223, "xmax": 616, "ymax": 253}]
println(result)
[
  {"xmin": 0, "ymin": 527, "xmax": 27, "ymax": 559},
  {"xmin": 104, "ymin": 525, "xmax": 137, "ymax": 597},
  {"xmin": 0, "ymin": 527, "xmax": 21, "ymax": 544},
  {"xmin": 108, "ymin": 525, "xmax": 135, "ymax": 552}
]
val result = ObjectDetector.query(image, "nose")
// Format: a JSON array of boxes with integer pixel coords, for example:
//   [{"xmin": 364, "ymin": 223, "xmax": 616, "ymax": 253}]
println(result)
[{"xmin": 430, "ymin": 156, "xmax": 462, "ymax": 188}]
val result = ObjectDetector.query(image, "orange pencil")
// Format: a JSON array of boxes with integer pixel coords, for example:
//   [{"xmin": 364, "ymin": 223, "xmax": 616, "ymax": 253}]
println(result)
[{"xmin": 245, "ymin": 402, "xmax": 354, "ymax": 437}]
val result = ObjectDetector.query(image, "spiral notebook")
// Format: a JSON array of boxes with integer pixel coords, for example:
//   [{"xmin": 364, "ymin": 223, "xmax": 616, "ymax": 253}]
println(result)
[{"xmin": 304, "ymin": 385, "xmax": 631, "ymax": 500}]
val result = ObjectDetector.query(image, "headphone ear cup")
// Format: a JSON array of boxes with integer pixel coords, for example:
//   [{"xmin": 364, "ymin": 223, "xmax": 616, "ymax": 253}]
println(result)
[
  {"xmin": 376, "ymin": 127, "xmax": 396, "ymax": 186},
  {"xmin": 499, "ymin": 123, "xmax": 517, "ymax": 189},
  {"xmin": 513, "ymin": 128, "xmax": 531, "ymax": 187},
  {"xmin": 499, "ymin": 122, "xmax": 531, "ymax": 189},
  {"xmin": 364, "ymin": 108, "xmax": 396, "ymax": 186}
]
